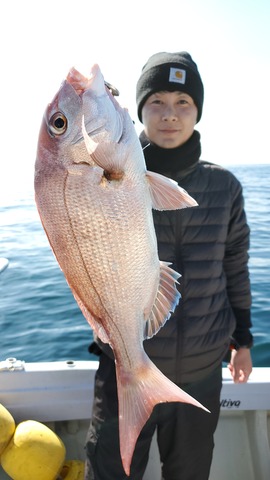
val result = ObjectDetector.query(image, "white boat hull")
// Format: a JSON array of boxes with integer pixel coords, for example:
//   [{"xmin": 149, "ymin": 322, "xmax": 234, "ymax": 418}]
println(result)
[{"xmin": 0, "ymin": 360, "xmax": 269, "ymax": 479}]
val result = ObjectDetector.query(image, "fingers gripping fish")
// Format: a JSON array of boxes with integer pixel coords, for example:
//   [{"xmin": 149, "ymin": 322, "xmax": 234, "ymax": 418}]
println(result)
[{"xmin": 34, "ymin": 63, "xmax": 209, "ymax": 476}]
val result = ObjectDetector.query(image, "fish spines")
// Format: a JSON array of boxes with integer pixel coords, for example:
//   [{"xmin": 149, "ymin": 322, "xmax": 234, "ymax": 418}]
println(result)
[{"xmin": 144, "ymin": 261, "xmax": 181, "ymax": 339}]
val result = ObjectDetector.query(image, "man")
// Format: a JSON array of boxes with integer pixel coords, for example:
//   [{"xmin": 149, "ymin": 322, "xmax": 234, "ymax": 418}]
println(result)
[{"xmin": 86, "ymin": 51, "xmax": 253, "ymax": 480}]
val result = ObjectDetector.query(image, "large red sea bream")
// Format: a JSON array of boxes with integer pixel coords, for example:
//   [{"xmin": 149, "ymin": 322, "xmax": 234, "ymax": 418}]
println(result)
[{"xmin": 34, "ymin": 64, "xmax": 208, "ymax": 475}]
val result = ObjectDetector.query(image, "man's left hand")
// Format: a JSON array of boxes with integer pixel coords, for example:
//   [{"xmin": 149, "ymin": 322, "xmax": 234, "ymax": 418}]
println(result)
[{"xmin": 228, "ymin": 348, "xmax": 253, "ymax": 383}]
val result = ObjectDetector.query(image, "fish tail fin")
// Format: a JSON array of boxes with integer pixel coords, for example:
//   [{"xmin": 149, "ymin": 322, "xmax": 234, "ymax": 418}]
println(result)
[{"xmin": 116, "ymin": 358, "xmax": 209, "ymax": 476}]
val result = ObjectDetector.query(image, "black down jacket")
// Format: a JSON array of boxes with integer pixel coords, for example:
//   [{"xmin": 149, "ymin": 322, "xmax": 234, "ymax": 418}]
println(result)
[
  {"xmin": 93, "ymin": 130, "xmax": 253, "ymax": 385},
  {"xmin": 142, "ymin": 130, "xmax": 253, "ymax": 384}
]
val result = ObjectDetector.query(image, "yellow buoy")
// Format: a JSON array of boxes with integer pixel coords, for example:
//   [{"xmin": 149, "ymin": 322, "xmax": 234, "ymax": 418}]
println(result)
[
  {"xmin": 1, "ymin": 420, "xmax": 66, "ymax": 480},
  {"xmin": 0, "ymin": 403, "xmax": 15, "ymax": 455},
  {"xmin": 59, "ymin": 460, "xmax": 85, "ymax": 479}
]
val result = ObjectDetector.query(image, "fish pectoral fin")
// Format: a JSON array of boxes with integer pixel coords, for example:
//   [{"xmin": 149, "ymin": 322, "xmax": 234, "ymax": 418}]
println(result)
[
  {"xmin": 144, "ymin": 262, "xmax": 181, "ymax": 339},
  {"xmin": 146, "ymin": 170, "xmax": 198, "ymax": 210},
  {"xmin": 116, "ymin": 358, "xmax": 209, "ymax": 476},
  {"xmin": 82, "ymin": 116, "xmax": 126, "ymax": 176}
]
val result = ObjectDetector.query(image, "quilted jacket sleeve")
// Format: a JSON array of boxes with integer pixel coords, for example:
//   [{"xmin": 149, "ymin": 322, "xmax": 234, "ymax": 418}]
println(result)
[{"xmin": 223, "ymin": 176, "xmax": 253, "ymax": 346}]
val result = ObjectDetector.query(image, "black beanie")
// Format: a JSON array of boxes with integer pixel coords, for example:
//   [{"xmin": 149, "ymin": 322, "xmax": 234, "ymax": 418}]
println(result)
[{"xmin": 136, "ymin": 51, "xmax": 204, "ymax": 123}]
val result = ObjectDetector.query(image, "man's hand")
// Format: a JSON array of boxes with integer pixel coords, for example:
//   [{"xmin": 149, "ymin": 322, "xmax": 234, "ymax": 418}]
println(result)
[{"xmin": 228, "ymin": 348, "xmax": 253, "ymax": 383}]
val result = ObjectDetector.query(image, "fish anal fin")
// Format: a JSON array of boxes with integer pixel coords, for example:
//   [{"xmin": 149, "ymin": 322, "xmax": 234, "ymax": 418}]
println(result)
[
  {"xmin": 144, "ymin": 261, "xmax": 181, "ymax": 339},
  {"xmin": 116, "ymin": 357, "xmax": 209, "ymax": 476},
  {"xmin": 146, "ymin": 170, "xmax": 198, "ymax": 210}
]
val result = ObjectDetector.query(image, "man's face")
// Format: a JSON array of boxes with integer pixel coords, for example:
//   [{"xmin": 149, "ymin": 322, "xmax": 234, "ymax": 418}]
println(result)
[{"xmin": 141, "ymin": 91, "xmax": 198, "ymax": 149}]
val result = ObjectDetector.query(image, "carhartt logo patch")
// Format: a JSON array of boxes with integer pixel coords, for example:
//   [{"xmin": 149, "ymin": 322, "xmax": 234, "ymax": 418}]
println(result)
[{"xmin": 169, "ymin": 68, "xmax": 186, "ymax": 84}]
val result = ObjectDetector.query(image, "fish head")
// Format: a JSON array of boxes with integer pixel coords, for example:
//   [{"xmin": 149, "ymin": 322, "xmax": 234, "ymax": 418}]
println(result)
[{"xmin": 35, "ymin": 64, "xmax": 128, "ymax": 173}]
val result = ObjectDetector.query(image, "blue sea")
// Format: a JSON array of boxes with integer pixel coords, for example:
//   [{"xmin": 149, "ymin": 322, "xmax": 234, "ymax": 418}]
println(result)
[{"xmin": 0, "ymin": 164, "xmax": 269, "ymax": 366}]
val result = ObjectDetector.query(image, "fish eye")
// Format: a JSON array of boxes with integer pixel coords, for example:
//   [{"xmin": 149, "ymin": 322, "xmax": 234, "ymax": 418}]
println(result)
[{"xmin": 49, "ymin": 112, "xmax": 68, "ymax": 135}]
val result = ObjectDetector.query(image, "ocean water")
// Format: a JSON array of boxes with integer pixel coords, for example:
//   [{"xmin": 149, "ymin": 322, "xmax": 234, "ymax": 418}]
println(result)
[{"xmin": 0, "ymin": 164, "xmax": 269, "ymax": 366}]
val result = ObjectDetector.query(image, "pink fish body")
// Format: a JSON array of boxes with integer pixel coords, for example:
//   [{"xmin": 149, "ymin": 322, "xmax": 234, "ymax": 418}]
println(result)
[{"xmin": 34, "ymin": 64, "xmax": 208, "ymax": 476}]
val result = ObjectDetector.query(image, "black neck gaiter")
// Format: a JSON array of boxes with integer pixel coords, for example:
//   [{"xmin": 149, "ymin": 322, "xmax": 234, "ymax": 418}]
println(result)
[{"xmin": 139, "ymin": 130, "xmax": 201, "ymax": 175}]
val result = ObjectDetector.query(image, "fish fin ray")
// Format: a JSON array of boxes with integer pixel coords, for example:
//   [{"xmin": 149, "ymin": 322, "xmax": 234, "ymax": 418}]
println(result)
[
  {"xmin": 146, "ymin": 170, "xmax": 198, "ymax": 210},
  {"xmin": 144, "ymin": 261, "xmax": 181, "ymax": 339},
  {"xmin": 116, "ymin": 358, "xmax": 209, "ymax": 475}
]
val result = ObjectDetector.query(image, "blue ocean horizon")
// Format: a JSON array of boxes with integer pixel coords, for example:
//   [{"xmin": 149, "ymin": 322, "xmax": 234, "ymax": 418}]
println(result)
[{"xmin": 0, "ymin": 164, "xmax": 269, "ymax": 366}]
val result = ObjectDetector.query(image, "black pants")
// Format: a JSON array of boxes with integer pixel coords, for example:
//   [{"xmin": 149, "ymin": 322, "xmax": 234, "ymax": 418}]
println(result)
[{"xmin": 85, "ymin": 354, "xmax": 222, "ymax": 480}]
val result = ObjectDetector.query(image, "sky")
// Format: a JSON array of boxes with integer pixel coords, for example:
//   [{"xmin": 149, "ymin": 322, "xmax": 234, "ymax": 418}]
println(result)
[{"xmin": 0, "ymin": 0, "xmax": 269, "ymax": 196}]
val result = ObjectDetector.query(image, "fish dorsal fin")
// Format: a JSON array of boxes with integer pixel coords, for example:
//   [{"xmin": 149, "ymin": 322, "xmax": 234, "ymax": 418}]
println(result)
[
  {"xmin": 146, "ymin": 170, "xmax": 198, "ymax": 210},
  {"xmin": 144, "ymin": 261, "xmax": 181, "ymax": 339}
]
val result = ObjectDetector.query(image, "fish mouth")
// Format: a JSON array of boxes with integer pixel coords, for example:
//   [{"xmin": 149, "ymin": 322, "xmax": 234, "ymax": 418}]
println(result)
[
  {"xmin": 66, "ymin": 67, "xmax": 119, "ymax": 97},
  {"xmin": 66, "ymin": 68, "xmax": 92, "ymax": 96},
  {"xmin": 65, "ymin": 65, "xmax": 123, "ymax": 146}
]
